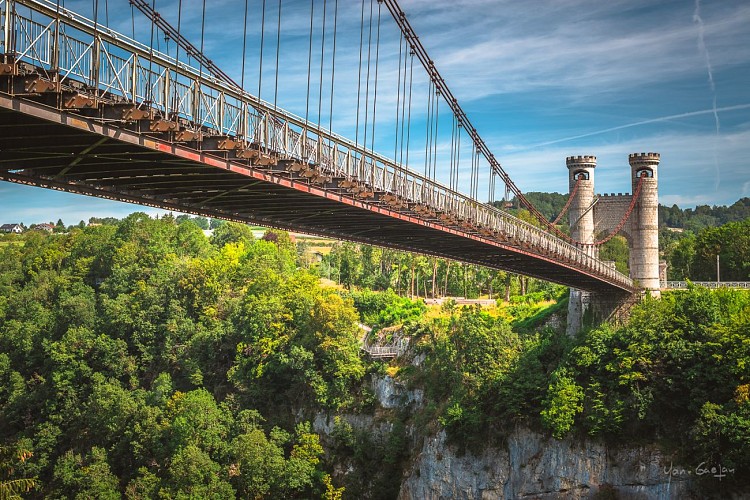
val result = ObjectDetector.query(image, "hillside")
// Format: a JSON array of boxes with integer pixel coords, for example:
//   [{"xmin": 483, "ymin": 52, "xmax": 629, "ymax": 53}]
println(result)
[{"xmin": 1, "ymin": 213, "xmax": 748, "ymax": 498}]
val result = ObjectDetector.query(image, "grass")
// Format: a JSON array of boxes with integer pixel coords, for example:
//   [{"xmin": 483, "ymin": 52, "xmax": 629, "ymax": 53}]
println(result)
[
  {"xmin": 0, "ymin": 240, "xmax": 24, "ymax": 248},
  {"xmin": 511, "ymin": 296, "xmax": 568, "ymax": 332}
]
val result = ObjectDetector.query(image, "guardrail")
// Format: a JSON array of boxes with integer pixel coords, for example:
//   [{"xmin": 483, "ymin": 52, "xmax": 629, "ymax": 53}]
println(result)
[
  {"xmin": 662, "ymin": 281, "xmax": 750, "ymax": 290},
  {"xmin": 1, "ymin": 0, "xmax": 634, "ymax": 291},
  {"xmin": 361, "ymin": 338, "xmax": 410, "ymax": 360}
]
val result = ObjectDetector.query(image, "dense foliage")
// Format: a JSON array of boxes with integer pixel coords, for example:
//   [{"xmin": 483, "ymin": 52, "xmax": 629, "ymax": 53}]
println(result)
[
  {"xmin": 2, "ymin": 211, "xmax": 748, "ymax": 497},
  {"xmin": 0, "ymin": 214, "xmax": 363, "ymax": 498},
  {"xmin": 320, "ymin": 241, "xmax": 561, "ymax": 301},
  {"xmin": 545, "ymin": 287, "xmax": 750, "ymax": 490},
  {"xmin": 411, "ymin": 287, "xmax": 750, "ymax": 490},
  {"xmin": 660, "ymin": 198, "xmax": 750, "ymax": 231},
  {"xmin": 411, "ymin": 306, "xmax": 571, "ymax": 448},
  {"xmin": 664, "ymin": 218, "xmax": 750, "ymax": 281}
]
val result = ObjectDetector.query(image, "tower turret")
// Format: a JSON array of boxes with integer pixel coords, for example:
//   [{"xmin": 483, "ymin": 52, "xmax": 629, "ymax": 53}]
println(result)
[
  {"xmin": 628, "ymin": 152, "xmax": 660, "ymax": 293},
  {"xmin": 566, "ymin": 155, "xmax": 596, "ymax": 250}
]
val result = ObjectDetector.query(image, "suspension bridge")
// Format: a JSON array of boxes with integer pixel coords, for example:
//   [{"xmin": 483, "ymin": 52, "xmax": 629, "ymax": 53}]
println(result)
[{"xmin": 0, "ymin": 0, "xmax": 655, "ymax": 307}]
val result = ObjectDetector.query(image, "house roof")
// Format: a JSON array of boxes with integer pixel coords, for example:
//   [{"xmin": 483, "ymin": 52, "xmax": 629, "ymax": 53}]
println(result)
[{"xmin": 1, "ymin": 223, "xmax": 20, "ymax": 229}]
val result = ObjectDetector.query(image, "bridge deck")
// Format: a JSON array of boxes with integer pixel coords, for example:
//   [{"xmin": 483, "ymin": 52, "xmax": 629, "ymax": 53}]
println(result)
[{"xmin": 0, "ymin": 96, "xmax": 629, "ymax": 294}]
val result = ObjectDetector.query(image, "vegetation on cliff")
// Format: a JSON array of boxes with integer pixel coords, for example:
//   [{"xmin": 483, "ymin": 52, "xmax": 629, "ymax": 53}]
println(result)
[
  {"xmin": 1, "ymin": 212, "xmax": 748, "ymax": 498},
  {"xmin": 409, "ymin": 287, "xmax": 750, "ymax": 491}
]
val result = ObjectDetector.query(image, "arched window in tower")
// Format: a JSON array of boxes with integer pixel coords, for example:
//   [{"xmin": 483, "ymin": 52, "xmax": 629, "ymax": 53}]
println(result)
[
  {"xmin": 636, "ymin": 168, "xmax": 653, "ymax": 178},
  {"xmin": 574, "ymin": 170, "xmax": 589, "ymax": 180}
]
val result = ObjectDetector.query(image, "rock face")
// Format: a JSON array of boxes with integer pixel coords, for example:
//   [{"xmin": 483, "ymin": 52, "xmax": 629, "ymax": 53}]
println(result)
[
  {"xmin": 399, "ymin": 429, "xmax": 693, "ymax": 500},
  {"xmin": 371, "ymin": 375, "xmax": 424, "ymax": 409},
  {"xmin": 315, "ymin": 375, "xmax": 714, "ymax": 499}
]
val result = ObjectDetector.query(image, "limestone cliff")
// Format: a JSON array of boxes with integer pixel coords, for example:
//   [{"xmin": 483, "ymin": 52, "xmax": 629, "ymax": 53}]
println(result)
[
  {"xmin": 370, "ymin": 375, "xmax": 702, "ymax": 499},
  {"xmin": 317, "ymin": 374, "xmax": 736, "ymax": 499},
  {"xmin": 399, "ymin": 429, "xmax": 694, "ymax": 500}
]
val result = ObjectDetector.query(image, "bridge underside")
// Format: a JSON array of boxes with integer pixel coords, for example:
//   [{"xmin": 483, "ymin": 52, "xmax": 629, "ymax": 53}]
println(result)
[{"xmin": 0, "ymin": 96, "xmax": 628, "ymax": 295}]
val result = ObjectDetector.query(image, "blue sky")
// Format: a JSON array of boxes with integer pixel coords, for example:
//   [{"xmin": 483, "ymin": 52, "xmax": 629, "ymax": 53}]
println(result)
[{"xmin": 1, "ymin": 0, "xmax": 749, "ymax": 225}]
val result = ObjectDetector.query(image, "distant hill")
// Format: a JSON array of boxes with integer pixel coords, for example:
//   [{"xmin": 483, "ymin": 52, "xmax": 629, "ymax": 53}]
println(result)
[
  {"xmin": 494, "ymin": 193, "xmax": 750, "ymax": 232},
  {"xmin": 659, "ymin": 197, "xmax": 750, "ymax": 231}
]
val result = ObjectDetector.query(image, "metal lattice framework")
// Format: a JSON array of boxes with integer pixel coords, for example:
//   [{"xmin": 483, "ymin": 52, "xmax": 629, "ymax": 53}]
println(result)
[
  {"xmin": 662, "ymin": 282, "xmax": 750, "ymax": 290},
  {"xmin": 0, "ymin": 0, "xmax": 635, "ymax": 293}
]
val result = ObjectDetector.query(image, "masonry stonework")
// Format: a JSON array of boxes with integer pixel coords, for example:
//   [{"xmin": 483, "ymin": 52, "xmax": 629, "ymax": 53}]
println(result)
[{"xmin": 566, "ymin": 153, "xmax": 660, "ymax": 334}]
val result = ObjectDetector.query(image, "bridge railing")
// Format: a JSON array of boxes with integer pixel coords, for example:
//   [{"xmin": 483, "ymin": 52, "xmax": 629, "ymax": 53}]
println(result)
[
  {"xmin": 662, "ymin": 281, "xmax": 750, "ymax": 290},
  {"xmin": 1, "ymin": 0, "xmax": 634, "ymax": 291}
]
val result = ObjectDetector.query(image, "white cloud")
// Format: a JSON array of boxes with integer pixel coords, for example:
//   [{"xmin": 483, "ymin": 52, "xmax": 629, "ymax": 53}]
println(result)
[
  {"xmin": 400, "ymin": 0, "xmax": 750, "ymax": 102},
  {"xmin": 495, "ymin": 128, "xmax": 750, "ymax": 206}
]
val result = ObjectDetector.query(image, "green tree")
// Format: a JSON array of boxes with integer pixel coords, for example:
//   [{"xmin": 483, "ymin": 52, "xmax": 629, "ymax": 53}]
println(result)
[
  {"xmin": 598, "ymin": 235, "xmax": 629, "ymax": 274},
  {"xmin": 0, "ymin": 445, "xmax": 36, "ymax": 499},
  {"xmin": 161, "ymin": 445, "xmax": 234, "ymax": 499},
  {"xmin": 541, "ymin": 368, "xmax": 584, "ymax": 439},
  {"xmin": 210, "ymin": 222, "xmax": 254, "ymax": 248},
  {"xmin": 51, "ymin": 447, "xmax": 120, "ymax": 500}
]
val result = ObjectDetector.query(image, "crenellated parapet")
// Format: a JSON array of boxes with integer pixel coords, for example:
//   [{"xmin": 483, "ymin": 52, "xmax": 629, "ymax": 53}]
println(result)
[
  {"xmin": 566, "ymin": 155, "xmax": 597, "ymax": 166},
  {"xmin": 628, "ymin": 152, "xmax": 660, "ymax": 166}
]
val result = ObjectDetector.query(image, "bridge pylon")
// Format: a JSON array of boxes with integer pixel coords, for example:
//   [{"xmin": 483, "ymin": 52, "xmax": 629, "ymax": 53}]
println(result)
[
  {"xmin": 565, "ymin": 152, "xmax": 661, "ymax": 334},
  {"xmin": 566, "ymin": 155, "xmax": 598, "ymax": 335},
  {"xmin": 628, "ymin": 153, "xmax": 661, "ymax": 294}
]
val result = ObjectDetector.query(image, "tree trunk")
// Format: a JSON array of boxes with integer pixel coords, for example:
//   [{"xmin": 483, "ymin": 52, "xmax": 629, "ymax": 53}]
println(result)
[
  {"xmin": 463, "ymin": 264, "xmax": 468, "ymax": 298},
  {"xmin": 444, "ymin": 262, "xmax": 451, "ymax": 297},
  {"xmin": 432, "ymin": 259, "xmax": 438, "ymax": 298},
  {"xmin": 410, "ymin": 259, "xmax": 415, "ymax": 298}
]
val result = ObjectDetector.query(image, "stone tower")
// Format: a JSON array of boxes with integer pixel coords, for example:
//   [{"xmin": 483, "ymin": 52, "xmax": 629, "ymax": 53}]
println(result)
[
  {"xmin": 628, "ymin": 152, "xmax": 660, "ymax": 294},
  {"xmin": 566, "ymin": 155, "xmax": 597, "ymax": 252},
  {"xmin": 566, "ymin": 155, "xmax": 597, "ymax": 335}
]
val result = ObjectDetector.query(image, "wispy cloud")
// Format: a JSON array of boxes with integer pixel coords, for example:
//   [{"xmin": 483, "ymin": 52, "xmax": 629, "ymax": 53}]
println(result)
[
  {"xmin": 402, "ymin": 0, "xmax": 750, "ymax": 102},
  {"xmin": 497, "ymin": 128, "xmax": 750, "ymax": 206},
  {"xmin": 693, "ymin": 0, "xmax": 722, "ymax": 190},
  {"xmin": 2, "ymin": 0, "xmax": 749, "ymax": 225},
  {"xmin": 513, "ymin": 104, "xmax": 750, "ymax": 150}
]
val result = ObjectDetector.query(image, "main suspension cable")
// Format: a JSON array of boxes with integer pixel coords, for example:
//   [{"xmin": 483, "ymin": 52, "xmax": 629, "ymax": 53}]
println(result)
[
  {"xmin": 551, "ymin": 177, "xmax": 581, "ymax": 226},
  {"xmin": 129, "ymin": 0, "xmax": 241, "ymax": 89},
  {"xmin": 381, "ymin": 0, "xmax": 558, "ymax": 229}
]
